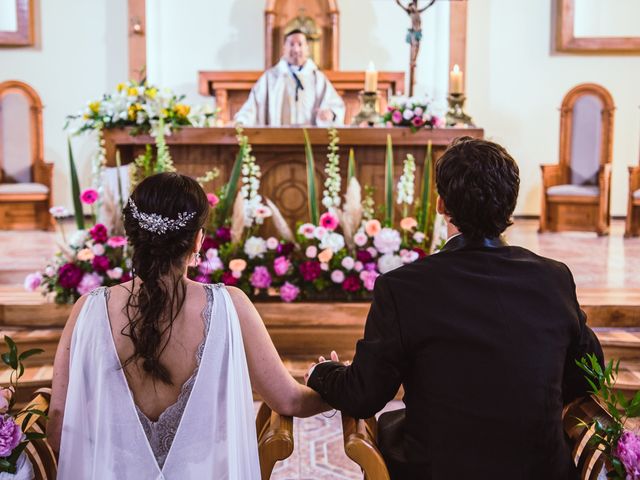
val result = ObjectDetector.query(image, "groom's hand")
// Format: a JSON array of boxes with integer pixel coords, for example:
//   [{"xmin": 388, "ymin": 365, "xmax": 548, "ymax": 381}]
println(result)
[{"xmin": 304, "ymin": 351, "xmax": 347, "ymax": 385}]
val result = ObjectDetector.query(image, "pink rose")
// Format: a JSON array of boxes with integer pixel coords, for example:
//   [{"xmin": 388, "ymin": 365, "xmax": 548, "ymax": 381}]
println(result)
[
  {"xmin": 107, "ymin": 236, "xmax": 127, "ymax": 248},
  {"xmin": 280, "ymin": 282, "xmax": 300, "ymax": 303},
  {"xmin": 360, "ymin": 270, "xmax": 379, "ymax": 291},
  {"xmin": 23, "ymin": 272, "xmax": 42, "ymax": 292},
  {"xmin": 331, "ymin": 270, "xmax": 345, "ymax": 284},
  {"xmin": 273, "ymin": 256, "xmax": 291, "ymax": 276},
  {"xmin": 207, "ymin": 193, "xmax": 219, "ymax": 207},
  {"xmin": 250, "ymin": 266, "xmax": 272, "ymax": 289},
  {"xmin": 0, "ymin": 415, "xmax": 22, "ymax": 457}
]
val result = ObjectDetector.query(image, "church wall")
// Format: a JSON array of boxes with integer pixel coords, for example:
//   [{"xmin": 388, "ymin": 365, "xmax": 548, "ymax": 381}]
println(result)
[
  {"xmin": 466, "ymin": 0, "xmax": 640, "ymax": 217},
  {"xmin": 0, "ymin": 0, "xmax": 127, "ymax": 207}
]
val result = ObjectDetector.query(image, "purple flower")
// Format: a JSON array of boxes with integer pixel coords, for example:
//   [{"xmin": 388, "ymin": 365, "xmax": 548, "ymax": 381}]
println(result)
[
  {"xmin": 276, "ymin": 242, "xmax": 294, "ymax": 257},
  {"xmin": 299, "ymin": 261, "xmax": 321, "ymax": 281},
  {"xmin": 615, "ymin": 431, "xmax": 640, "ymax": 479},
  {"xmin": 58, "ymin": 263, "xmax": 84, "ymax": 289},
  {"xmin": 360, "ymin": 270, "xmax": 379, "ymax": 291},
  {"xmin": 24, "ymin": 272, "xmax": 42, "ymax": 292},
  {"xmin": 250, "ymin": 266, "xmax": 272, "ymax": 289},
  {"xmin": 280, "ymin": 282, "xmax": 300, "ymax": 303},
  {"xmin": 342, "ymin": 274, "xmax": 362, "ymax": 293},
  {"xmin": 0, "ymin": 415, "xmax": 22, "ymax": 457},
  {"xmin": 273, "ymin": 256, "xmax": 291, "ymax": 276},
  {"xmin": 215, "ymin": 227, "xmax": 231, "ymax": 243},
  {"xmin": 221, "ymin": 271, "xmax": 238, "ymax": 286},
  {"xmin": 194, "ymin": 274, "xmax": 210, "ymax": 284},
  {"xmin": 90, "ymin": 224, "xmax": 108, "ymax": 243},
  {"xmin": 92, "ymin": 255, "xmax": 110, "ymax": 272},
  {"xmin": 364, "ymin": 262, "xmax": 377, "ymax": 271},
  {"xmin": 356, "ymin": 250, "xmax": 373, "ymax": 263},
  {"xmin": 391, "ymin": 110, "xmax": 403, "ymax": 124},
  {"xmin": 76, "ymin": 272, "xmax": 103, "ymax": 295}
]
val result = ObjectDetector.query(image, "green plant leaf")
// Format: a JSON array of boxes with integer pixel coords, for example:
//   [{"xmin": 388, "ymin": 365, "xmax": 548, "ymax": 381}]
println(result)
[
  {"xmin": 384, "ymin": 134, "xmax": 394, "ymax": 227},
  {"xmin": 347, "ymin": 148, "xmax": 356, "ymax": 183},
  {"xmin": 68, "ymin": 137, "xmax": 85, "ymax": 230},
  {"xmin": 303, "ymin": 129, "xmax": 319, "ymax": 225},
  {"xmin": 18, "ymin": 348, "xmax": 44, "ymax": 361},
  {"xmin": 218, "ymin": 138, "xmax": 245, "ymax": 223}
]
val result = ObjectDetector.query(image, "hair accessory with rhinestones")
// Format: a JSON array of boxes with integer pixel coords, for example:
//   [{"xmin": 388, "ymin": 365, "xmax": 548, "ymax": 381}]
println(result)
[{"xmin": 127, "ymin": 198, "xmax": 196, "ymax": 235}]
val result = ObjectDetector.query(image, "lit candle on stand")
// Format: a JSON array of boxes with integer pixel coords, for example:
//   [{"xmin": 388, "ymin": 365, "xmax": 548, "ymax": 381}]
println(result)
[
  {"xmin": 365, "ymin": 61, "xmax": 378, "ymax": 93},
  {"xmin": 450, "ymin": 64, "xmax": 463, "ymax": 93}
]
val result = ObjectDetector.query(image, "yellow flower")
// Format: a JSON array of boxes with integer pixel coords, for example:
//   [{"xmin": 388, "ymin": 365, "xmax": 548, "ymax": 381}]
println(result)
[
  {"xmin": 174, "ymin": 104, "xmax": 191, "ymax": 118},
  {"xmin": 89, "ymin": 101, "xmax": 101, "ymax": 114},
  {"xmin": 116, "ymin": 82, "xmax": 126, "ymax": 93},
  {"xmin": 161, "ymin": 108, "xmax": 169, "ymax": 117},
  {"xmin": 127, "ymin": 87, "xmax": 138, "ymax": 97},
  {"xmin": 145, "ymin": 87, "xmax": 157, "ymax": 99},
  {"xmin": 128, "ymin": 105, "xmax": 137, "ymax": 120}
]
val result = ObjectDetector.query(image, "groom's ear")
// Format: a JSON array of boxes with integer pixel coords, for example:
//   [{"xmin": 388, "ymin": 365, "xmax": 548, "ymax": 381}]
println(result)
[{"xmin": 436, "ymin": 196, "xmax": 446, "ymax": 215}]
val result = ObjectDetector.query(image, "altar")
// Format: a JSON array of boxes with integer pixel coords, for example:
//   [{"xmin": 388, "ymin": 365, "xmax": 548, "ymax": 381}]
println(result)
[{"xmin": 104, "ymin": 126, "xmax": 484, "ymax": 228}]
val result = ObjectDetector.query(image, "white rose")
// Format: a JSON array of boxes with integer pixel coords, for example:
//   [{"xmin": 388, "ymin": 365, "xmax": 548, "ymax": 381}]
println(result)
[
  {"xmin": 373, "ymin": 228, "xmax": 402, "ymax": 254},
  {"xmin": 319, "ymin": 232, "xmax": 345, "ymax": 254},
  {"xmin": 341, "ymin": 256, "xmax": 355, "ymax": 270},
  {"xmin": 413, "ymin": 232, "xmax": 426, "ymax": 243},
  {"xmin": 266, "ymin": 237, "xmax": 279, "ymax": 250},
  {"xmin": 402, "ymin": 109, "xmax": 414, "ymax": 120},
  {"xmin": 44, "ymin": 266, "xmax": 56, "ymax": 277},
  {"xmin": 320, "ymin": 262, "xmax": 329, "ymax": 271},
  {"xmin": 244, "ymin": 236, "xmax": 267, "ymax": 259},
  {"xmin": 92, "ymin": 244, "xmax": 105, "ymax": 256},
  {"xmin": 305, "ymin": 245, "xmax": 318, "ymax": 258},
  {"xmin": 354, "ymin": 231, "xmax": 368, "ymax": 247},
  {"xmin": 69, "ymin": 230, "xmax": 88, "ymax": 248},
  {"xmin": 377, "ymin": 253, "xmax": 403, "ymax": 274},
  {"xmin": 107, "ymin": 267, "xmax": 123, "ymax": 280},
  {"xmin": 313, "ymin": 226, "xmax": 327, "ymax": 240}
]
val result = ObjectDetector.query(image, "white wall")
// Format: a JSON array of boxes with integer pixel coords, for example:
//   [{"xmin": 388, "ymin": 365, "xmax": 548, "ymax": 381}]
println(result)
[
  {"xmin": 466, "ymin": 0, "xmax": 640, "ymax": 216},
  {"xmin": 0, "ymin": 0, "xmax": 127, "ymax": 207},
  {"xmin": 147, "ymin": 0, "xmax": 450, "ymax": 109}
]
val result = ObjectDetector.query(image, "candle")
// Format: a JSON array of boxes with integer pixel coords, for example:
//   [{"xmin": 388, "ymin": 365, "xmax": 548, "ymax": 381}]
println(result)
[
  {"xmin": 364, "ymin": 61, "xmax": 378, "ymax": 93},
  {"xmin": 450, "ymin": 64, "xmax": 463, "ymax": 94}
]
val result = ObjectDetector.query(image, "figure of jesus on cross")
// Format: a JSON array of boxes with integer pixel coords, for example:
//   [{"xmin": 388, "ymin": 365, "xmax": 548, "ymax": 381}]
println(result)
[{"xmin": 395, "ymin": 0, "xmax": 436, "ymax": 96}]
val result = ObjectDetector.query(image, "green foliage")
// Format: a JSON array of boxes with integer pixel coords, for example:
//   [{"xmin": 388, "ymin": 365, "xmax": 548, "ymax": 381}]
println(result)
[
  {"xmin": 417, "ymin": 141, "xmax": 436, "ymax": 244},
  {"xmin": 67, "ymin": 138, "xmax": 85, "ymax": 230},
  {"xmin": 217, "ymin": 128, "xmax": 247, "ymax": 225},
  {"xmin": 347, "ymin": 148, "xmax": 356, "ymax": 183},
  {"xmin": 303, "ymin": 129, "xmax": 319, "ymax": 225},
  {"xmin": 384, "ymin": 135, "xmax": 394, "ymax": 227}
]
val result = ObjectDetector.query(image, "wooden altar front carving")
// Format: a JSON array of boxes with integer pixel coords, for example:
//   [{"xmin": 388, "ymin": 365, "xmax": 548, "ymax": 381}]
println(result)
[
  {"xmin": 265, "ymin": 0, "xmax": 339, "ymax": 70},
  {"xmin": 199, "ymin": 71, "xmax": 406, "ymax": 125},
  {"xmin": 104, "ymin": 127, "xmax": 482, "ymax": 232}
]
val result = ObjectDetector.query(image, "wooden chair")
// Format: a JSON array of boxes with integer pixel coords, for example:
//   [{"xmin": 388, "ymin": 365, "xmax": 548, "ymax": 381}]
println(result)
[
  {"xmin": 14, "ymin": 387, "xmax": 57, "ymax": 480},
  {"xmin": 342, "ymin": 396, "xmax": 613, "ymax": 480},
  {"xmin": 539, "ymin": 83, "xmax": 615, "ymax": 236},
  {"xmin": 0, "ymin": 80, "xmax": 53, "ymax": 230},
  {"xmin": 256, "ymin": 402, "xmax": 294, "ymax": 480},
  {"xmin": 625, "ymin": 164, "xmax": 640, "ymax": 237},
  {"xmin": 341, "ymin": 414, "xmax": 390, "ymax": 480}
]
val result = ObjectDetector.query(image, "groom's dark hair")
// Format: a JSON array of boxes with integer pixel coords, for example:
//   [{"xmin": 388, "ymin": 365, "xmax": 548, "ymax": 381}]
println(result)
[
  {"xmin": 123, "ymin": 172, "xmax": 209, "ymax": 385},
  {"xmin": 436, "ymin": 137, "xmax": 520, "ymax": 241}
]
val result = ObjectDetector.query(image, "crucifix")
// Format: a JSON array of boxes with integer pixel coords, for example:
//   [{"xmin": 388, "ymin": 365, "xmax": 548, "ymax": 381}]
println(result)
[{"xmin": 395, "ymin": 0, "xmax": 437, "ymax": 96}]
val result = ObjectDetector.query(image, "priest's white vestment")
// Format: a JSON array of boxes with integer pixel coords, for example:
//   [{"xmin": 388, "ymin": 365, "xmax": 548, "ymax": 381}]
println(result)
[{"xmin": 234, "ymin": 58, "xmax": 345, "ymax": 126}]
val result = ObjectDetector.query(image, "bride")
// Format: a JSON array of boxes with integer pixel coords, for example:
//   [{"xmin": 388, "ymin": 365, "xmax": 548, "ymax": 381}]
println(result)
[{"xmin": 48, "ymin": 172, "xmax": 328, "ymax": 479}]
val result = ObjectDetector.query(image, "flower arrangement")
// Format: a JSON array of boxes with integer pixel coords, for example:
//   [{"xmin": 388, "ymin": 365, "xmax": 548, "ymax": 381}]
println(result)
[
  {"xmin": 66, "ymin": 80, "xmax": 216, "ymax": 137},
  {"xmin": 382, "ymin": 96, "xmax": 443, "ymax": 132},
  {"xmin": 28, "ymin": 128, "xmax": 439, "ymax": 304},
  {"xmin": 0, "ymin": 336, "xmax": 45, "ymax": 475},
  {"xmin": 576, "ymin": 354, "xmax": 640, "ymax": 478}
]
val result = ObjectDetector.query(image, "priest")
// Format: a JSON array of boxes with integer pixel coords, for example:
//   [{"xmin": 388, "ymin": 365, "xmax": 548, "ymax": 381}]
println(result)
[{"xmin": 234, "ymin": 30, "xmax": 345, "ymax": 126}]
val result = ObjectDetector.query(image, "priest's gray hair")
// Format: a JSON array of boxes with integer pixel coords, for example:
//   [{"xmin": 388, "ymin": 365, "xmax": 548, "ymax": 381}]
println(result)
[{"xmin": 127, "ymin": 198, "xmax": 196, "ymax": 235}]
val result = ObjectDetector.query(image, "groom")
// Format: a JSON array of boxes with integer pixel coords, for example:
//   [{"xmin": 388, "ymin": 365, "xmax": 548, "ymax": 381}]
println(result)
[{"xmin": 306, "ymin": 137, "xmax": 604, "ymax": 479}]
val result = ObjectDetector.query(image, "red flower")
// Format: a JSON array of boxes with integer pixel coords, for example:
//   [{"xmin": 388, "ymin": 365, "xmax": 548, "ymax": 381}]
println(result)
[
  {"xmin": 356, "ymin": 250, "xmax": 373, "ymax": 263},
  {"xmin": 201, "ymin": 236, "xmax": 219, "ymax": 253},
  {"xmin": 58, "ymin": 263, "xmax": 84, "ymax": 289},
  {"xmin": 90, "ymin": 224, "xmax": 108, "ymax": 243},
  {"xmin": 299, "ymin": 261, "xmax": 321, "ymax": 281},
  {"xmin": 412, "ymin": 116, "xmax": 424, "ymax": 128},
  {"xmin": 92, "ymin": 255, "xmax": 110, "ymax": 272},
  {"xmin": 221, "ymin": 271, "xmax": 238, "ymax": 286},
  {"xmin": 342, "ymin": 274, "xmax": 362, "ymax": 293},
  {"xmin": 412, "ymin": 247, "xmax": 427, "ymax": 259}
]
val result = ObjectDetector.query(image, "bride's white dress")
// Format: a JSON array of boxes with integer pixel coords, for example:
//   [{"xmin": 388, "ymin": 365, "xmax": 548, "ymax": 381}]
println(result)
[{"xmin": 57, "ymin": 284, "xmax": 260, "ymax": 479}]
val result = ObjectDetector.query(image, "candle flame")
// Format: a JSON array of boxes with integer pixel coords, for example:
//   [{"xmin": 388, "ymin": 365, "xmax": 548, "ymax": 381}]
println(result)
[
  {"xmin": 367, "ymin": 61, "xmax": 376, "ymax": 72},
  {"xmin": 453, "ymin": 64, "xmax": 460, "ymax": 73}
]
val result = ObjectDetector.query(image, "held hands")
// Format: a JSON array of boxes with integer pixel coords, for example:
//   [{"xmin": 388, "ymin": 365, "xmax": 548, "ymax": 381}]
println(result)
[{"xmin": 304, "ymin": 350, "xmax": 350, "ymax": 385}]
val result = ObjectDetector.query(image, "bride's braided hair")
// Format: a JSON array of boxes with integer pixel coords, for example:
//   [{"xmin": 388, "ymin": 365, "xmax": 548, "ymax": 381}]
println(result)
[{"xmin": 122, "ymin": 172, "xmax": 209, "ymax": 384}]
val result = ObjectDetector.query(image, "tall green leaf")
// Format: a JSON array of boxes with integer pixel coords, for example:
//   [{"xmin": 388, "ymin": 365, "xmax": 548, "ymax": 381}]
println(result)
[
  {"xmin": 303, "ymin": 129, "xmax": 319, "ymax": 225},
  {"xmin": 68, "ymin": 137, "xmax": 85, "ymax": 230},
  {"xmin": 218, "ymin": 142, "xmax": 245, "ymax": 223},
  {"xmin": 384, "ymin": 135, "xmax": 394, "ymax": 227},
  {"xmin": 115, "ymin": 150, "xmax": 125, "ymax": 215},
  {"xmin": 424, "ymin": 141, "xmax": 437, "ymax": 245},
  {"xmin": 347, "ymin": 148, "xmax": 356, "ymax": 182},
  {"xmin": 418, "ymin": 140, "xmax": 432, "ymax": 233}
]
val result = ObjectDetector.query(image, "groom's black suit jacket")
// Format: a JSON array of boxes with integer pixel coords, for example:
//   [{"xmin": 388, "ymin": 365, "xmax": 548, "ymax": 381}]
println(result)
[{"xmin": 308, "ymin": 235, "xmax": 603, "ymax": 480}]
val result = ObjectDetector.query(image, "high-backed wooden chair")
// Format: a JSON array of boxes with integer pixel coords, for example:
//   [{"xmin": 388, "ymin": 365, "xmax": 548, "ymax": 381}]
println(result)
[
  {"xmin": 342, "ymin": 396, "xmax": 614, "ymax": 480},
  {"xmin": 0, "ymin": 80, "xmax": 53, "ymax": 230},
  {"xmin": 256, "ymin": 402, "xmax": 294, "ymax": 480},
  {"xmin": 341, "ymin": 414, "xmax": 390, "ymax": 480},
  {"xmin": 625, "ymin": 164, "xmax": 640, "ymax": 237},
  {"xmin": 14, "ymin": 387, "xmax": 57, "ymax": 480},
  {"xmin": 539, "ymin": 83, "xmax": 615, "ymax": 236}
]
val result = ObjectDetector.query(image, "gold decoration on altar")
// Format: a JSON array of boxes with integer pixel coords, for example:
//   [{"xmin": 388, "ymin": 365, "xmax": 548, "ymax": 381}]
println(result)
[{"xmin": 284, "ymin": 9, "xmax": 323, "ymax": 68}]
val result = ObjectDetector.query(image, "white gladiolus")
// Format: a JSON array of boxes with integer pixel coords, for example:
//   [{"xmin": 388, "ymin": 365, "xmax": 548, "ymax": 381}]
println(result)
[{"xmin": 396, "ymin": 154, "xmax": 416, "ymax": 206}]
